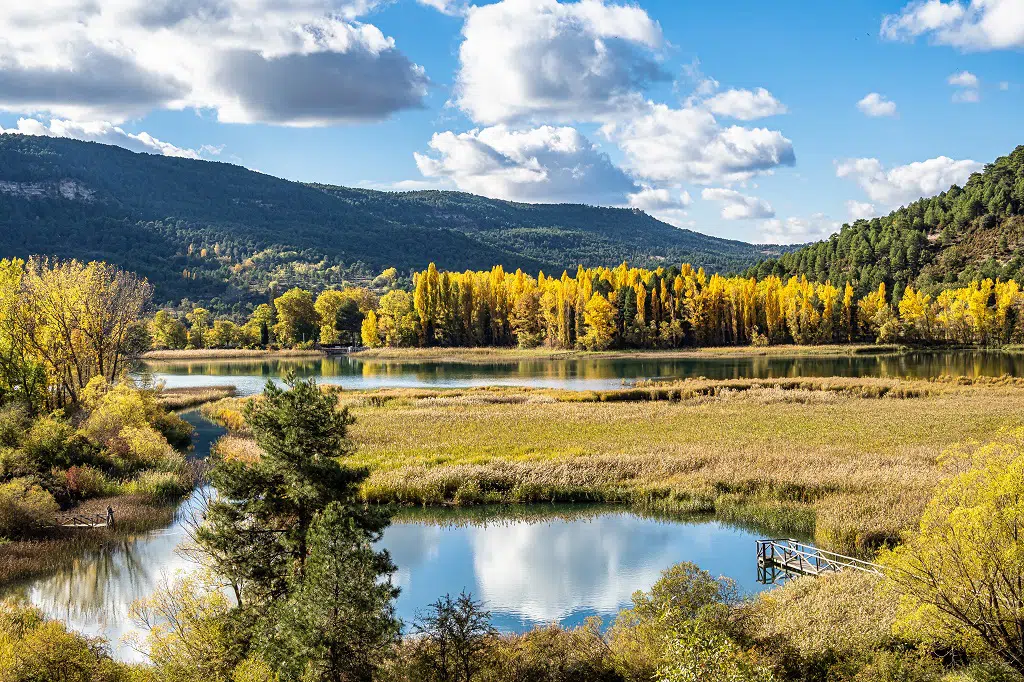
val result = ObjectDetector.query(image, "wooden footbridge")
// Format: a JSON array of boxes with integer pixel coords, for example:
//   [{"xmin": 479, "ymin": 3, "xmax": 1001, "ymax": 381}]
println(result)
[
  {"xmin": 756, "ymin": 539, "xmax": 882, "ymax": 584},
  {"xmin": 50, "ymin": 507, "xmax": 116, "ymax": 530}
]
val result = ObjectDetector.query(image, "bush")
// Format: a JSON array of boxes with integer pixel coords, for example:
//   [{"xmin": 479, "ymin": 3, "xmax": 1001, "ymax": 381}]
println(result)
[
  {"xmin": 0, "ymin": 478, "xmax": 59, "ymax": 538},
  {"xmin": 62, "ymin": 465, "xmax": 116, "ymax": 499},
  {"xmin": 123, "ymin": 470, "xmax": 188, "ymax": 500},
  {"xmin": 119, "ymin": 424, "xmax": 183, "ymax": 470},
  {"xmin": 22, "ymin": 415, "xmax": 77, "ymax": 471},
  {"xmin": 492, "ymin": 621, "xmax": 622, "ymax": 682},
  {"xmin": 0, "ymin": 600, "xmax": 131, "ymax": 681},
  {"xmin": 0, "ymin": 405, "xmax": 28, "ymax": 448}
]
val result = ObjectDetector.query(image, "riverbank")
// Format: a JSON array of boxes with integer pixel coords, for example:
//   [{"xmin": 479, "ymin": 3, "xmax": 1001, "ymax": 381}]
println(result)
[
  {"xmin": 142, "ymin": 348, "xmax": 326, "ymax": 360},
  {"xmin": 352, "ymin": 344, "xmax": 914, "ymax": 363},
  {"xmin": 0, "ymin": 394, "xmax": 227, "ymax": 589},
  {"xmin": 0, "ymin": 495, "xmax": 179, "ymax": 586},
  {"xmin": 203, "ymin": 376, "xmax": 1024, "ymax": 556}
]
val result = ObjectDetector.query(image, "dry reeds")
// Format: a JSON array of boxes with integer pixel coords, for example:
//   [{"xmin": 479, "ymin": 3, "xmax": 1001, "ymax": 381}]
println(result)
[{"xmin": 157, "ymin": 385, "xmax": 237, "ymax": 410}]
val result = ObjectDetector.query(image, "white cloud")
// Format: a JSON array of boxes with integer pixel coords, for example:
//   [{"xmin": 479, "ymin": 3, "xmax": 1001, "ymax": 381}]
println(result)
[
  {"xmin": 999, "ymin": 80, "xmax": 1011, "ymax": 90},
  {"xmin": 414, "ymin": 124, "xmax": 639, "ymax": 205},
  {"xmin": 857, "ymin": 93, "xmax": 898, "ymax": 117},
  {"xmin": 947, "ymin": 70, "xmax": 980, "ymax": 88},
  {"xmin": 947, "ymin": 71, "xmax": 981, "ymax": 102},
  {"xmin": 846, "ymin": 200, "xmax": 878, "ymax": 220},
  {"xmin": 881, "ymin": 0, "xmax": 1024, "ymax": 50},
  {"xmin": 0, "ymin": 0, "xmax": 428, "ymax": 125},
  {"xmin": 759, "ymin": 214, "xmax": 840, "ymax": 245},
  {"xmin": 455, "ymin": 0, "xmax": 666, "ymax": 125},
  {"xmin": 626, "ymin": 186, "xmax": 693, "ymax": 227},
  {"xmin": 952, "ymin": 88, "xmax": 981, "ymax": 102},
  {"xmin": 416, "ymin": 0, "xmax": 469, "ymax": 15},
  {"xmin": 627, "ymin": 186, "xmax": 692, "ymax": 211},
  {"xmin": 0, "ymin": 118, "xmax": 202, "ymax": 158},
  {"xmin": 605, "ymin": 102, "xmax": 795, "ymax": 185},
  {"xmin": 700, "ymin": 188, "xmax": 774, "ymax": 220},
  {"xmin": 836, "ymin": 155, "xmax": 984, "ymax": 207},
  {"xmin": 703, "ymin": 88, "xmax": 787, "ymax": 121}
]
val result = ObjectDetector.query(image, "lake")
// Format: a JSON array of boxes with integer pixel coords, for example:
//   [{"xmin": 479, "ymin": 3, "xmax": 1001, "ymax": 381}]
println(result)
[
  {"xmin": 142, "ymin": 349, "xmax": 1024, "ymax": 395},
  {"xmin": 7, "ymin": 414, "xmax": 783, "ymax": 662}
]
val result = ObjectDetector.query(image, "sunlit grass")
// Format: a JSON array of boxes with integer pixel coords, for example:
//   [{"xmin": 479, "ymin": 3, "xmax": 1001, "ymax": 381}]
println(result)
[
  {"xmin": 157, "ymin": 385, "xmax": 237, "ymax": 410},
  {"xmin": 206, "ymin": 377, "xmax": 1024, "ymax": 556}
]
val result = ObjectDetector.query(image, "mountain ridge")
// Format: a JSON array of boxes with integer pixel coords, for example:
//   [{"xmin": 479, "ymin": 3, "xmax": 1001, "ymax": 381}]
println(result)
[{"xmin": 0, "ymin": 134, "xmax": 790, "ymax": 312}]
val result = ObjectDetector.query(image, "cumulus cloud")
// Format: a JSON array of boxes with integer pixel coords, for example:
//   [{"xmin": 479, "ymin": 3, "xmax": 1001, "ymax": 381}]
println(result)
[
  {"xmin": 416, "ymin": 0, "xmax": 469, "ymax": 15},
  {"xmin": 948, "ymin": 70, "xmax": 980, "ymax": 87},
  {"xmin": 0, "ymin": 0, "xmax": 428, "ymax": 125},
  {"xmin": 846, "ymin": 200, "xmax": 878, "ymax": 220},
  {"xmin": 703, "ymin": 88, "xmax": 787, "ymax": 121},
  {"xmin": 628, "ymin": 186, "xmax": 692, "ymax": 211},
  {"xmin": 947, "ymin": 70, "xmax": 981, "ymax": 102},
  {"xmin": 626, "ymin": 186, "xmax": 693, "ymax": 227},
  {"xmin": 0, "ymin": 118, "xmax": 202, "ymax": 158},
  {"xmin": 857, "ymin": 93, "xmax": 898, "ymax": 117},
  {"xmin": 881, "ymin": 0, "xmax": 1024, "ymax": 50},
  {"xmin": 836, "ymin": 155, "xmax": 984, "ymax": 207},
  {"xmin": 700, "ymin": 188, "xmax": 775, "ymax": 220},
  {"xmin": 605, "ymin": 102, "xmax": 795, "ymax": 185},
  {"xmin": 414, "ymin": 124, "xmax": 639, "ymax": 205},
  {"xmin": 455, "ymin": 0, "xmax": 666, "ymax": 125},
  {"xmin": 759, "ymin": 214, "xmax": 840, "ymax": 245}
]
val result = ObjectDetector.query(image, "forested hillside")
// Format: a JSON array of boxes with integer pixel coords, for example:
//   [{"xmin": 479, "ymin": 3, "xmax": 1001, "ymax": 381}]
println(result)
[
  {"xmin": 749, "ymin": 145, "xmax": 1024, "ymax": 301},
  {"xmin": 0, "ymin": 135, "xmax": 785, "ymax": 312}
]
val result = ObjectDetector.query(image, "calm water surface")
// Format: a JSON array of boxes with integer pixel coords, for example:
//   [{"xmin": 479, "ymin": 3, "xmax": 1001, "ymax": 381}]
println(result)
[
  {"xmin": 142, "ymin": 350, "xmax": 1024, "ymax": 395},
  {"xmin": 7, "ymin": 413, "xmax": 783, "ymax": 662},
  {"xmin": 22, "ymin": 350, "xmax": 998, "ymax": 661}
]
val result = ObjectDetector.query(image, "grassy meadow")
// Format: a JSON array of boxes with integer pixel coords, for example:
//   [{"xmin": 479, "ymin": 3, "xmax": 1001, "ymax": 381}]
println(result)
[{"xmin": 203, "ymin": 375, "xmax": 1024, "ymax": 556}]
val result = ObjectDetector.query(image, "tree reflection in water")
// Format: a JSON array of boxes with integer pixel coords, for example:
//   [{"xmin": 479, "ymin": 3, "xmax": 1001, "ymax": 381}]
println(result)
[{"xmin": 142, "ymin": 350, "xmax": 1024, "ymax": 396}]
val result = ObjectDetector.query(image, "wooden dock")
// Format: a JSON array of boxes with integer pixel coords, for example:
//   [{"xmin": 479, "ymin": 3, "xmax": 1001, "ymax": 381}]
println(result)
[
  {"xmin": 756, "ymin": 538, "xmax": 882, "ymax": 584},
  {"xmin": 51, "ymin": 509, "xmax": 115, "ymax": 529}
]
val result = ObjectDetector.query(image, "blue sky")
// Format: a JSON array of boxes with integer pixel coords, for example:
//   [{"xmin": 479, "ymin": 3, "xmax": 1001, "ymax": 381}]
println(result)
[{"xmin": 0, "ymin": 0, "xmax": 1021, "ymax": 243}]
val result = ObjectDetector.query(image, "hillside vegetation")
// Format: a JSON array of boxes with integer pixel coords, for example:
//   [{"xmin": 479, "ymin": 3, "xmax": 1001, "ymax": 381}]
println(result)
[
  {"xmin": 749, "ymin": 145, "xmax": 1024, "ymax": 300},
  {"xmin": 0, "ymin": 135, "xmax": 784, "ymax": 311}
]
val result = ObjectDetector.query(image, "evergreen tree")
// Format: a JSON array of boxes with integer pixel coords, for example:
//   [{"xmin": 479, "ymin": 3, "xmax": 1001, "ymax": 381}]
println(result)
[
  {"xmin": 197, "ymin": 376, "xmax": 388, "ymax": 606},
  {"xmin": 263, "ymin": 502, "xmax": 400, "ymax": 682}
]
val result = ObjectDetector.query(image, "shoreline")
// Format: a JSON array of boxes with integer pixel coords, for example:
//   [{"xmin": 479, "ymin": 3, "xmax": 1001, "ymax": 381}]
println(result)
[
  {"xmin": 0, "ymin": 495, "xmax": 180, "ymax": 588},
  {"xmin": 141, "ymin": 348, "xmax": 326, "ymax": 361},
  {"xmin": 352, "ymin": 343, "xmax": 956, "ymax": 363}
]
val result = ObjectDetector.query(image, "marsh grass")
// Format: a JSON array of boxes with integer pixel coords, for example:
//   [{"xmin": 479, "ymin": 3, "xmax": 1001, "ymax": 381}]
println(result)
[
  {"xmin": 0, "ymin": 495, "xmax": 176, "ymax": 586},
  {"xmin": 206, "ymin": 377, "xmax": 1024, "ymax": 556},
  {"xmin": 157, "ymin": 385, "xmax": 237, "ymax": 410}
]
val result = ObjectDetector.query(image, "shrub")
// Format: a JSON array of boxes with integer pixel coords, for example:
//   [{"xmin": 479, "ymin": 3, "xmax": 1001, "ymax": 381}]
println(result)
[
  {"xmin": 492, "ymin": 620, "xmax": 622, "ymax": 682},
  {"xmin": 22, "ymin": 415, "xmax": 77, "ymax": 471},
  {"xmin": 0, "ymin": 405, "xmax": 28, "ymax": 448},
  {"xmin": 120, "ymin": 424, "xmax": 182, "ymax": 470},
  {"xmin": 124, "ymin": 471, "xmax": 188, "ymax": 500},
  {"xmin": 0, "ymin": 600, "xmax": 130, "ymax": 681},
  {"xmin": 0, "ymin": 478, "xmax": 59, "ymax": 538},
  {"xmin": 62, "ymin": 465, "xmax": 116, "ymax": 499}
]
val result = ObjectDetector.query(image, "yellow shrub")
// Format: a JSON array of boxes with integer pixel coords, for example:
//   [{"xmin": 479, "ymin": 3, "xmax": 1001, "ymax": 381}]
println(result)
[{"xmin": 0, "ymin": 478, "xmax": 59, "ymax": 538}]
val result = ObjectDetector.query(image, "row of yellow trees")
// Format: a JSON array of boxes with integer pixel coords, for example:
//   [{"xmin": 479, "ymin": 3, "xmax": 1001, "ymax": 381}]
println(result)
[{"xmin": 361, "ymin": 263, "xmax": 1024, "ymax": 350}]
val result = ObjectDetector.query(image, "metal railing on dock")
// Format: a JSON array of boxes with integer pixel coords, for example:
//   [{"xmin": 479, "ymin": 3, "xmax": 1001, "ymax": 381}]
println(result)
[{"xmin": 756, "ymin": 538, "xmax": 882, "ymax": 584}]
